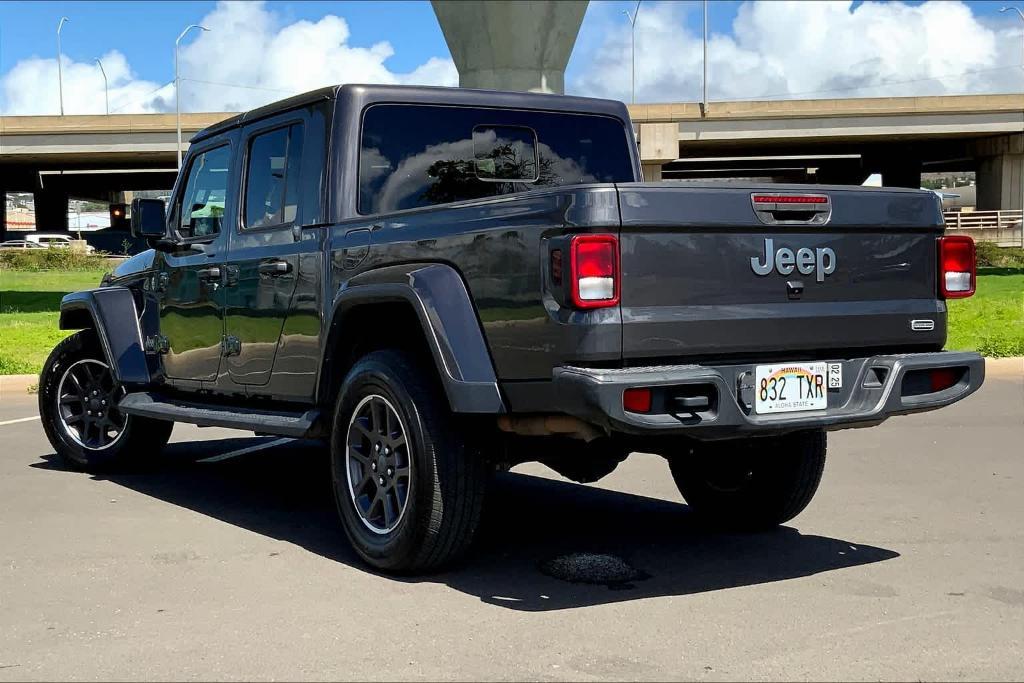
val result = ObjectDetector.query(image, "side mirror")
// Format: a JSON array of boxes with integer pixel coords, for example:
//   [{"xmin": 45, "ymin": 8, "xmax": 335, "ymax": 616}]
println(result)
[{"xmin": 130, "ymin": 198, "xmax": 168, "ymax": 239}]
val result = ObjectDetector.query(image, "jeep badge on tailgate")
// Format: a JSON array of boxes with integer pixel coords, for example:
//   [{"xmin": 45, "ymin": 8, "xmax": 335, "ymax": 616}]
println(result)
[{"xmin": 750, "ymin": 238, "xmax": 837, "ymax": 283}]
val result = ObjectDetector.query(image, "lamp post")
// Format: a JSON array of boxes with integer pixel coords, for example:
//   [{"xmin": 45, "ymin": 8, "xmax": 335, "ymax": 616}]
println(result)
[
  {"xmin": 175, "ymin": 23, "xmax": 209, "ymax": 168},
  {"xmin": 702, "ymin": 0, "xmax": 708, "ymax": 116},
  {"xmin": 1000, "ymin": 7, "xmax": 1024, "ymax": 222},
  {"xmin": 94, "ymin": 58, "xmax": 108, "ymax": 115},
  {"xmin": 622, "ymin": 1, "xmax": 641, "ymax": 104},
  {"xmin": 56, "ymin": 16, "xmax": 70, "ymax": 115},
  {"xmin": 1002, "ymin": 6, "xmax": 1024, "ymax": 70}
]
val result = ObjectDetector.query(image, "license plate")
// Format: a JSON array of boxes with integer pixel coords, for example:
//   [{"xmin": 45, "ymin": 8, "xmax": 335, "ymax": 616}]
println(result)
[{"xmin": 754, "ymin": 362, "xmax": 828, "ymax": 414}]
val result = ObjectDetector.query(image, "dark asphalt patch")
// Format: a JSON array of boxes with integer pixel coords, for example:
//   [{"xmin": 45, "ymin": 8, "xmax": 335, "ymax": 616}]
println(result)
[{"xmin": 540, "ymin": 552, "xmax": 648, "ymax": 589}]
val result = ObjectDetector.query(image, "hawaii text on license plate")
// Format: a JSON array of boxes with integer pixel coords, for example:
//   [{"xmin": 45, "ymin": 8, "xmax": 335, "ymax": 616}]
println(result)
[{"xmin": 754, "ymin": 362, "xmax": 829, "ymax": 414}]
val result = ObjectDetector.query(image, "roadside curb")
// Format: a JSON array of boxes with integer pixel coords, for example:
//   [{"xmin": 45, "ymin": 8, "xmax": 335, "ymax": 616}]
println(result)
[
  {"xmin": 0, "ymin": 374, "xmax": 39, "ymax": 396},
  {"xmin": 986, "ymin": 357, "xmax": 1023, "ymax": 380}
]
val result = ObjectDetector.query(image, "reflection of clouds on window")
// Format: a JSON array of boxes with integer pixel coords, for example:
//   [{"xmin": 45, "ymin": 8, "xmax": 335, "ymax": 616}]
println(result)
[
  {"xmin": 373, "ymin": 138, "xmax": 475, "ymax": 213},
  {"xmin": 359, "ymin": 147, "xmax": 392, "ymax": 184},
  {"xmin": 537, "ymin": 141, "xmax": 596, "ymax": 186},
  {"xmin": 357, "ymin": 105, "xmax": 634, "ymax": 215},
  {"xmin": 473, "ymin": 126, "xmax": 537, "ymax": 181}
]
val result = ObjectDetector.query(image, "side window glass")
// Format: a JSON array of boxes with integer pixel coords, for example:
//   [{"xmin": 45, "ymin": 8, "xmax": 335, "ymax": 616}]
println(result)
[
  {"xmin": 473, "ymin": 125, "xmax": 538, "ymax": 181},
  {"xmin": 245, "ymin": 123, "xmax": 304, "ymax": 229},
  {"xmin": 177, "ymin": 145, "xmax": 230, "ymax": 239}
]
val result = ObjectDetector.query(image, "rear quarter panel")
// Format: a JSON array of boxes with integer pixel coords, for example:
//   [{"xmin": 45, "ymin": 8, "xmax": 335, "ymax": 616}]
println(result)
[{"xmin": 327, "ymin": 185, "xmax": 621, "ymax": 380}]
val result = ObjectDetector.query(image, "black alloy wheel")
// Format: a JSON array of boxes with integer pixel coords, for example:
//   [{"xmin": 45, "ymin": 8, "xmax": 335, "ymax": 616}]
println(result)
[
  {"xmin": 345, "ymin": 394, "xmax": 413, "ymax": 534},
  {"xmin": 39, "ymin": 330, "xmax": 174, "ymax": 471},
  {"xmin": 56, "ymin": 358, "xmax": 128, "ymax": 451}
]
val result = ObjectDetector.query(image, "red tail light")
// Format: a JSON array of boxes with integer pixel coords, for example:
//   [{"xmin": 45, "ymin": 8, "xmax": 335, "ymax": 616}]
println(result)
[
  {"xmin": 570, "ymin": 234, "xmax": 619, "ymax": 309},
  {"xmin": 930, "ymin": 368, "xmax": 959, "ymax": 392},
  {"xmin": 938, "ymin": 236, "xmax": 975, "ymax": 299},
  {"xmin": 623, "ymin": 388, "xmax": 652, "ymax": 413}
]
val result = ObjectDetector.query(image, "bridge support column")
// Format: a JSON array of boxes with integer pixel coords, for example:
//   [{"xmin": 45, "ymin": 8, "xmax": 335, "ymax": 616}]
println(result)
[
  {"xmin": 975, "ymin": 155, "xmax": 1024, "ymax": 210},
  {"xmin": 33, "ymin": 188, "xmax": 69, "ymax": 232},
  {"xmin": 638, "ymin": 122, "xmax": 677, "ymax": 182},
  {"xmin": 432, "ymin": 0, "xmax": 587, "ymax": 94},
  {"xmin": 970, "ymin": 134, "xmax": 1024, "ymax": 211}
]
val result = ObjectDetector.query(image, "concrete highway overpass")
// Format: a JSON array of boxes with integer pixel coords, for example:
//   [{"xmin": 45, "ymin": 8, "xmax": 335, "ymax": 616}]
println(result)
[
  {"xmin": 3, "ymin": 93, "xmax": 1023, "ymax": 236},
  {"xmin": 632, "ymin": 94, "xmax": 1024, "ymax": 210},
  {"xmin": 0, "ymin": 112, "xmax": 231, "ymax": 236}
]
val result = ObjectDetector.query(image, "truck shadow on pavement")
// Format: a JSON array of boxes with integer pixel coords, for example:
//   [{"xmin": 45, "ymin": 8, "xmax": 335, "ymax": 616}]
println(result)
[{"xmin": 34, "ymin": 437, "xmax": 900, "ymax": 612}]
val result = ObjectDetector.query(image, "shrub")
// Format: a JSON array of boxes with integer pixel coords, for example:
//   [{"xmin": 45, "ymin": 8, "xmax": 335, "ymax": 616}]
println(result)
[
  {"xmin": 0, "ymin": 248, "xmax": 109, "ymax": 271},
  {"xmin": 975, "ymin": 241, "xmax": 1024, "ymax": 269}
]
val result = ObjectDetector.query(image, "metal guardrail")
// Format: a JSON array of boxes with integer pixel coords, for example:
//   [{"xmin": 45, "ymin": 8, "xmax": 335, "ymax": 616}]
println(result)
[{"xmin": 943, "ymin": 210, "xmax": 1024, "ymax": 247}]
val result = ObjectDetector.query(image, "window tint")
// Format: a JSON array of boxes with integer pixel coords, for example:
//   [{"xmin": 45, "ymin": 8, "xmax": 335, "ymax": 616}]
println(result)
[
  {"xmin": 245, "ymin": 123, "xmax": 304, "ymax": 229},
  {"xmin": 359, "ymin": 105, "xmax": 635, "ymax": 214},
  {"xmin": 177, "ymin": 145, "xmax": 231, "ymax": 239},
  {"xmin": 473, "ymin": 125, "xmax": 538, "ymax": 181}
]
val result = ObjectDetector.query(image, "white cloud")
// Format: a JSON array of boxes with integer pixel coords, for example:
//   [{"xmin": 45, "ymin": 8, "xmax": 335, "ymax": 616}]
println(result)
[
  {"xmin": 0, "ymin": 50, "xmax": 169, "ymax": 115},
  {"xmin": 0, "ymin": 0, "xmax": 457, "ymax": 115},
  {"xmin": 570, "ymin": 0, "xmax": 1019, "ymax": 103}
]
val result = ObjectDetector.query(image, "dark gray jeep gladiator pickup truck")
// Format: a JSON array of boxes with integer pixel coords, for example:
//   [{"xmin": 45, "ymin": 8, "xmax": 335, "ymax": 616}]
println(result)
[{"xmin": 40, "ymin": 84, "xmax": 984, "ymax": 573}]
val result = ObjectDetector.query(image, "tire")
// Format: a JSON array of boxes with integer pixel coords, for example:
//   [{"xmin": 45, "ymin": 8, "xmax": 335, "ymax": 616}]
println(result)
[
  {"xmin": 39, "ymin": 330, "xmax": 173, "ymax": 471},
  {"xmin": 668, "ymin": 430, "xmax": 826, "ymax": 530},
  {"xmin": 330, "ymin": 349, "xmax": 488, "ymax": 574}
]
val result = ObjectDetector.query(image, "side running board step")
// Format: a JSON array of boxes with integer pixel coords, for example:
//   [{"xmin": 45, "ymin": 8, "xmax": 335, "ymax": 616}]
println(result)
[{"xmin": 118, "ymin": 392, "xmax": 321, "ymax": 438}]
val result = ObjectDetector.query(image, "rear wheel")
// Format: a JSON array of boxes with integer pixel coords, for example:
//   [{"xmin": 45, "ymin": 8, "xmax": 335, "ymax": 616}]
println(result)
[
  {"xmin": 331, "ymin": 349, "xmax": 488, "ymax": 573},
  {"xmin": 668, "ymin": 430, "xmax": 826, "ymax": 530},
  {"xmin": 39, "ymin": 331, "xmax": 173, "ymax": 471}
]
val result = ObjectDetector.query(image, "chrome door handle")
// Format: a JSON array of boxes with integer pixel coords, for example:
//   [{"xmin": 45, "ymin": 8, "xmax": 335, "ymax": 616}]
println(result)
[
  {"xmin": 258, "ymin": 260, "xmax": 292, "ymax": 276},
  {"xmin": 197, "ymin": 266, "xmax": 222, "ymax": 281}
]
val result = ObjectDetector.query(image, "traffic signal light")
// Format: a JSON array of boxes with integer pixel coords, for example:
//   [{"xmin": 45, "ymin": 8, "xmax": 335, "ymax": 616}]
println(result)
[{"xmin": 109, "ymin": 203, "xmax": 129, "ymax": 229}]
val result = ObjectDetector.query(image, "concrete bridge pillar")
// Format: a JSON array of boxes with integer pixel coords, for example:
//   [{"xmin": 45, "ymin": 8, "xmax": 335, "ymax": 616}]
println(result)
[
  {"xmin": 638, "ymin": 122, "xmax": 677, "ymax": 182},
  {"xmin": 33, "ymin": 188, "xmax": 69, "ymax": 232},
  {"xmin": 431, "ymin": 0, "xmax": 587, "ymax": 94},
  {"xmin": 971, "ymin": 135, "xmax": 1024, "ymax": 211}
]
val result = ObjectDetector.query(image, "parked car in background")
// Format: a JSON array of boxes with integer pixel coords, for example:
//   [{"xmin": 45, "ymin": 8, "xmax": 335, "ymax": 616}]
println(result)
[
  {"xmin": 0, "ymin": 239, "xmax": 47, "ymax": 250},
  {"xmin": 25, "ymin": 233, "xmax": 96, "ymax": 253}
]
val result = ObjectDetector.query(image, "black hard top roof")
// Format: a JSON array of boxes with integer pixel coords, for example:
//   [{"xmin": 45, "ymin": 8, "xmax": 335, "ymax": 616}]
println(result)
[{"xmin": 190, "ymin": 84, "xmax": 631, "ymax": 143}]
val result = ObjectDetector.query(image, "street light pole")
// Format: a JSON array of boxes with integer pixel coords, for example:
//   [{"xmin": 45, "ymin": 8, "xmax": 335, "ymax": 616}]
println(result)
[
  {"xmin": 622, "ymin": 1, "xmax": 641, "ymax": 104},
  {"xmin": 94, "ymin": 58, "xmax": 108, "ymax": 115},
  {"xmin": 175, "ymin": 23, "xmax": 209, "ymax": 168},
  {"xmin": 1002, "ymin": 6, "xmax": 1024, "ymax": 72},
  {"xmin": 56, "ymin": 17, "xmax": 70, "ymax": 115},
  {"xmin": 702, "ymin": 0, "xmax": 708, "ymax": 116},
  {"xmin": 1000, "ymin": 6, "xmax": 1024, "ymax": 223}
]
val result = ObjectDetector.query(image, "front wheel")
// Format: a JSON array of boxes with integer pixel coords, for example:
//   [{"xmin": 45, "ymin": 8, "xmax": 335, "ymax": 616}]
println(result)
[
  {"xmin": 668, "ymin": 430, "xmax": 826, "ymax": 530},
  {"xmin": 331, "ymin": 349, "xmax": 488, "ymax": 574},
  {"xmin": 39, "ymin": 331, "xmax": 173, "ymax": 471}
]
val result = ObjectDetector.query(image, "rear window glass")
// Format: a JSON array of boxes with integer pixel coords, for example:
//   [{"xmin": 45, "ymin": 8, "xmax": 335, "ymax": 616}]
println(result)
[
  {"xmin": 358, "ymin": 104, "xmax": 634, "ymax": 214},
  {"xmin": 473, "ymin": 125, "xmax": 538, "ymax": 181}
]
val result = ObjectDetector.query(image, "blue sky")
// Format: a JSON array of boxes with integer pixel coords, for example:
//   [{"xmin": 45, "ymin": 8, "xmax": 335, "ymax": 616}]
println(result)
[
  {"xmin": 0, "ymin": 1, "xmax": 1013, "ymax": 82},
  {"xmin": 0, "ymin": 1, "xmax": 1020, "ymax": 114}
]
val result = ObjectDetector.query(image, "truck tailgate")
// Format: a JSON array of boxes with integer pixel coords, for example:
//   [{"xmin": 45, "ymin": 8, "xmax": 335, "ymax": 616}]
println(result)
[{"xmin": 616, "ymin": 183, "xmax": 947, "ymax": 360}]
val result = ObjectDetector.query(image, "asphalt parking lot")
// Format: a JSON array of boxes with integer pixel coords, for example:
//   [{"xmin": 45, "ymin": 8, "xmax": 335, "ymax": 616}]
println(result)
[{"xmin": 0, "ymin": 362, "xmax": 1021, "ymax": 681}]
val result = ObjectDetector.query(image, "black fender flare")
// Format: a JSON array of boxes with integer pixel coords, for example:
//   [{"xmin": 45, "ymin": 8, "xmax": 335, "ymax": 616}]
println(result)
[
  {"xmin": 323, "ymin": 263, "xmax": 505, "ymax": 414},
  {"xmin": 59, "ymin": 288, "xmax": 151, "ymax": 387}
]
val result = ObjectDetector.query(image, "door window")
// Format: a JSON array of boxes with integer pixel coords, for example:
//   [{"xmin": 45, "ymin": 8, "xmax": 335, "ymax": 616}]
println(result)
[
  {"xmin": 244, "ymin": 123, "xmax": 305, "ymax": 229},
  {"xmin": 177, "ymin": 145, "xmax": 230, "ymax": 239}
]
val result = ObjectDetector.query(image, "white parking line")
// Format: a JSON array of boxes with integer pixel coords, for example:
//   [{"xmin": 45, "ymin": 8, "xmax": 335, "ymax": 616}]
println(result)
[
  {"xmin": 0, "ymin": 415, "xmax": 39, "ymax": 427},
  {"xmin": 197, "ymin": 437, "xmax": 295, "ymax": 463}
]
